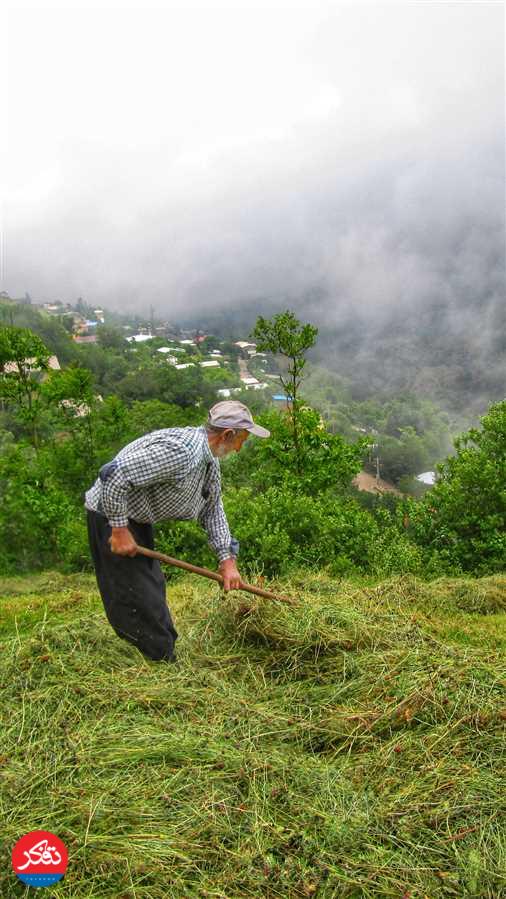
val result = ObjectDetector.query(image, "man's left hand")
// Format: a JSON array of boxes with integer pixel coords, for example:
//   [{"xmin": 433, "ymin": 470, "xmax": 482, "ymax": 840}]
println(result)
[{"xmin": 219, "ymin": 558, "xmax": 243, "ymax": 591}]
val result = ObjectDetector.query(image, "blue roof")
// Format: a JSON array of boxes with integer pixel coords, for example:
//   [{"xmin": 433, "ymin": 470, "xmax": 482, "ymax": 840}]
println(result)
[{"xmin": 272, "ymin": 394, "xmax": 290, "ymax": 400}]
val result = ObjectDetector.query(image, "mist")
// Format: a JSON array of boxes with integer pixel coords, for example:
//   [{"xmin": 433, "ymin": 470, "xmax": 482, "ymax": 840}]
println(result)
[{"xmin": 4, "ymin": 1, "xmax": 505, "ymax": 373}]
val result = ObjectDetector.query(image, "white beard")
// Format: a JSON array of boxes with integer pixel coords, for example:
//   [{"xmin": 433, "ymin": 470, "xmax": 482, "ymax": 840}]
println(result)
[{"xmin": 214, "ymin": 444, "xmax": 230, "ymax": 458}]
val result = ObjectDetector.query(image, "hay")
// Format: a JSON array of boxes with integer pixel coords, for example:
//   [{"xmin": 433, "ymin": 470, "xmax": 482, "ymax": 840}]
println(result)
[{"xmin": 0, "ymin": 570, "xmax": 505, "ymax": 897}]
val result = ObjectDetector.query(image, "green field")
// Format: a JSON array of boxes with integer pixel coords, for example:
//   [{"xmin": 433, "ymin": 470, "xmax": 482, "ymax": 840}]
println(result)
[{"xmin": 1, "ymin": 571, "xmax": 505, "ymax": 898}]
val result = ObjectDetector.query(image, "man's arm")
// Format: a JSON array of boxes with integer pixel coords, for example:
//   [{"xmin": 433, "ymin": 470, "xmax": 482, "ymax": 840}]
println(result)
[{"xmin": 198, "ymin": 483, "xmax": 242, "ymax": 590}]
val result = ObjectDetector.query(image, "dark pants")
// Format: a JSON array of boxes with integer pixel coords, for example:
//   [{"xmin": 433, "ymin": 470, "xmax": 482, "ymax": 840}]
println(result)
[{"xmin": 86, "ymin": 509, "xmax": 178, "ymax": 662}]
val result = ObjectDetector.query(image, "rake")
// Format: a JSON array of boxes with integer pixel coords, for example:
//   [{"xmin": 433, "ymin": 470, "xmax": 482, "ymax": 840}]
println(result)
[{"xmin": 136, "ymin": 545, "xmax": 296, "ymax": 605}]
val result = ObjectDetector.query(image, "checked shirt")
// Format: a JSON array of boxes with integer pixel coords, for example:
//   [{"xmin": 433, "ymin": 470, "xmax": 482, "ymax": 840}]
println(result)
[{"xmin": 85, "ymin": 426, "xmax": 237, "ymax": 562}]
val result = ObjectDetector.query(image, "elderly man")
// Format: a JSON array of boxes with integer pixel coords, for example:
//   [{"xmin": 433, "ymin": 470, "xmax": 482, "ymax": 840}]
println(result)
[{"xmin": 85, "ymin": 400, "xmax": 270, "ymax": 662}]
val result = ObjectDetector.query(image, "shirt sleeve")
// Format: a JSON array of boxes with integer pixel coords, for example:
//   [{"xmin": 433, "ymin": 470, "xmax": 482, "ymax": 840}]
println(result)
[
  {"xmin": 197, "ymin": 462, "xmax": 236, "ymax": 562},
  {"xmin": 100, "ymin": 440, "xmax": 192, "ymax": 528}
]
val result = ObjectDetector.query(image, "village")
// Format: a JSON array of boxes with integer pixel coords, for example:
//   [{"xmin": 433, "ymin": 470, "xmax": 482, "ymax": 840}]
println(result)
[
  {"xmin": 0, "ymin": 291, "xmax": 436, "ymax": 493},
  {"xmin": 0, "ymin": 291, "xmax": 284, "ymax": 399}
]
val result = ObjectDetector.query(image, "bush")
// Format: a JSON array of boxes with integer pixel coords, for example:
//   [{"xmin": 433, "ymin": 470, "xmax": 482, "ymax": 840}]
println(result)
[
  {"xmin": 407, "ymin": 401, "xmax": 506, "ymax": 574},
  {"xmin": 223, "ymin": 486, "xmax": 380, "ymax": 578},
  {"xmin": 0, "ymin": 445, "xmax": 83, "ymax": 573}
]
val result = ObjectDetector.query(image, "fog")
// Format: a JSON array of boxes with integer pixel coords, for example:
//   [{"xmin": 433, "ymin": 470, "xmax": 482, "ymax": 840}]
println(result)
[{"xmin": 3, "ymin": 1, "xmax": 505, "ymax": 343}]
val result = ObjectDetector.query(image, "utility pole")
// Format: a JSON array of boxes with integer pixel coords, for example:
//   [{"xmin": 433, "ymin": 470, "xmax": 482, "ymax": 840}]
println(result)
[{"xmin": 150, "ymin": 305, "xmax": 155, "ymax": 335}]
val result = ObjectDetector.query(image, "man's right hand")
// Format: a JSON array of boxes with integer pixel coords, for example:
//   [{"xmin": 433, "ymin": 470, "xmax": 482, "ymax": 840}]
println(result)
[{"xmin": 109, "ymin": 527, "xmax": 138, "ymax": 556}]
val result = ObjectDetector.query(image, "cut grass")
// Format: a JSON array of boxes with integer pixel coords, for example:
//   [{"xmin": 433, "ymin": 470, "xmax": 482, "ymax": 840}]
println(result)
[{"xmin": 0, "ymin": 571, "xmax": 505, "ymax": 898}]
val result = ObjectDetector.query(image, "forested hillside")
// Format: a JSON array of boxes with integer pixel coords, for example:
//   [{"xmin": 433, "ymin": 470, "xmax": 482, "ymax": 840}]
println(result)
[{"xmin": 0, "ymin": 302, "xmax": 504, "ymax": 579}]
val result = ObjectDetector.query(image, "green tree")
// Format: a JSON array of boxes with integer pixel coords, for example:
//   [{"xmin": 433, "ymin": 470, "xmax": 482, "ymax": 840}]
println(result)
[
  {"xmin": 96, "ymin": 324, "xmax": 127, "ymax": 350},
  {"xmin": 407, "ymin": 400, "xmax": 506, "ymax": 573},
  {"xmin": 42, "ymin": 367, "xmax": 98, "ymax": 487},
  {"xmin": 0, "ymin": 326, "xmax": 51, "ymax": 446},
  {"xmin": 252, "ymin": 311, "xmax": 318, "ymax": 473}
]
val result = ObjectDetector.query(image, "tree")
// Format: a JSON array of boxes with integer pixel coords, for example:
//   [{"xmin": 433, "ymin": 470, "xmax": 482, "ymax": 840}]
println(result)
[
  {"xmin": 0, "ymin": 327, "xmax": 51, "ymax": 446},
  {"xmin": 42, "ymin": 367, "xmax": 98, "ymax": 485},
  {"xmin": 407, "ymin": 400, "xmax": 506, "ymax": 573},
  {"xmin": 96, "ymin": 325, "xmax": 127, "ymax": 350},
  {"xmin": 244, "ymin": 406, "xmax": 366, "ymax": 494},
  {"xmin": 252, "ymin": 311, "xmax": 318, "ymax": 473}
]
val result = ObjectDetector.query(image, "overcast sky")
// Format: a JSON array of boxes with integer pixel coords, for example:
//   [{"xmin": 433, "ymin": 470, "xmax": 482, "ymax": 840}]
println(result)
[{"xmin": 2, "ymin": 0, "xmax": 504, "ymax": 327}]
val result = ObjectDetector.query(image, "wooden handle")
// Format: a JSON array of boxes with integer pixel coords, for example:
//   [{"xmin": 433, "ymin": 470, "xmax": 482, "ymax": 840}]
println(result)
[{"xmin": 136, "ymin": 545, "xmax": 296, "ymax": 605}]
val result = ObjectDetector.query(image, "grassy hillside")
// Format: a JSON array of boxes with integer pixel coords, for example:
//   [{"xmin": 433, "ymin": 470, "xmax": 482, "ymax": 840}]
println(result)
[{"xmin": 1, "ymin": 571, "xmax": 505, "ymax": 898}]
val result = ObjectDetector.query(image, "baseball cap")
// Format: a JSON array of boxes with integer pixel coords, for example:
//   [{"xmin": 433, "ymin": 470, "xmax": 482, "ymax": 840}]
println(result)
[{"xmin": 207, "ymin": 400, "xmax": 270, "ymax": 438}]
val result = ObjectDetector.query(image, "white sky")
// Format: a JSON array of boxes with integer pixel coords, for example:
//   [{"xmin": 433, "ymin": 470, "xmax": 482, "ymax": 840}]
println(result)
[{"xmin": 2, "ymin": 0, "xmax": 505, "ymax": 318}]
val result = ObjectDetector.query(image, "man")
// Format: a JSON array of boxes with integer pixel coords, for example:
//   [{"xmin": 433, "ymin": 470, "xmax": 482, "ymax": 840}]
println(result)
[{"xmin": 84, "ymin": 400, "xmax": 270, "ymax": 662}]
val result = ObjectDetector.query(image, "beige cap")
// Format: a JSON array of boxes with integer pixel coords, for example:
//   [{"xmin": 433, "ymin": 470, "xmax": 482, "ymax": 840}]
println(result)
[{"xmin": 207, "ymin": 400, "xmax": 270, "ymax": 438}]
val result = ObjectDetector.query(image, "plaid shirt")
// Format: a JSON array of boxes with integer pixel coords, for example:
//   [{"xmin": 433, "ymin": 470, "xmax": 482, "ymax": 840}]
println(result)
[{"xmin": 85, "ymin": 426, "xmax": 237, "ymax": 562}]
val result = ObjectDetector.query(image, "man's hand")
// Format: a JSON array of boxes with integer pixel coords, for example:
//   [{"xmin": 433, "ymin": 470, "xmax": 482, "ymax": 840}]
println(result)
[
  {"xmin": 219, "ymin": 558, "xmax": 243, "ymax": 591},
  {"xmin": 109, "ymin": 527, "xmax": 138, "ymax": 556}
]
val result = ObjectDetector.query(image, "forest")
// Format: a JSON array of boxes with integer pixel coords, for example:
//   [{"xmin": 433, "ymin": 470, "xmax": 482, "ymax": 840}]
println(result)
[{"xmin": 0, "ymin": 299, "xmax": 504, "ymax": 579}]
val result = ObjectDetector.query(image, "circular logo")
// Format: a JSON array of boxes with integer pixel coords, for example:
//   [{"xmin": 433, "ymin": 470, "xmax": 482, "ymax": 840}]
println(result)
[{"xmin": 12, "ymin": 830, "xmax": 68, "ymax": 888}]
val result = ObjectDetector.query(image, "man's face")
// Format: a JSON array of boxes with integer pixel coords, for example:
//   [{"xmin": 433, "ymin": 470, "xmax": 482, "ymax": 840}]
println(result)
[{"xmin": 215, "ymin": 429, "xmax": 249, "ymax": 457}]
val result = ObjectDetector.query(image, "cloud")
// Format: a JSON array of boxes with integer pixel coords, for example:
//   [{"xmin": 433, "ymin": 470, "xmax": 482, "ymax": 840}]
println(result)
[{"xmin": 3, "ymin": 0, "xmax": 504, "ymax": 359}]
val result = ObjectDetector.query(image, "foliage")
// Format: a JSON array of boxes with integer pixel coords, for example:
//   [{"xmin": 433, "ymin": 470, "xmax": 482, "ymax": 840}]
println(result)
[
  {"xmin": 0, "ymin": 326, "xmax": 52, "ymax": 445},
  {"xmin": 0, "ymin": 301, "xmax": 80, "ymax": 364},
  {"xmin": 223, "ymin": 485, "xmax": 381, "ymax": 577},
  {"xmin": 225, "ymin": 407, "xmax": 366, "ymax": 495},
  {"xmin": 0, "ymin": 444, "xmax": 87, "ymax": 572},
  {"xmin": 96, "ymin": 324, "xmax": 127, "ymax": 350},
  {"xmin": 405, "ymin": 401, "xmax": 506, "ymax": 573},
  {"xmin": 0, "ymin": 307, "xmax": 503, "ymax": 581},
  {"xmin": 302, "ymin": 369, "xmax": 454, "ymax": 483},
  {"xmin": 252, "ymin": 311, "xmax": 318, "ymax": 473},
  {"xmin": 122, "ymin": 400, "xmax": 202, "ymax": 443}
]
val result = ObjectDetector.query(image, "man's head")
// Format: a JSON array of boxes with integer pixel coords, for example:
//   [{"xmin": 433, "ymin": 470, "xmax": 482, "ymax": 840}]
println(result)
[{"xmin": 205, "ymin": 400, "xmax": 270, "ymax": 458}]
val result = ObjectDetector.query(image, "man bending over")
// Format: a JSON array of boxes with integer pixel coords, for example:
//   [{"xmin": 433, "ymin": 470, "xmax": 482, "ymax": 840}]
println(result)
[{"xmin": 85, "ymin": 400, "xmax": 270, "ymax": 662}]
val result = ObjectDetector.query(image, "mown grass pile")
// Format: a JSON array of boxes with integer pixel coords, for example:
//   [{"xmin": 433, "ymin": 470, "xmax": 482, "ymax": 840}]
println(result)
[{"xmin": 1, "ymin": 570, "xmax": 505, "ymax": 898}]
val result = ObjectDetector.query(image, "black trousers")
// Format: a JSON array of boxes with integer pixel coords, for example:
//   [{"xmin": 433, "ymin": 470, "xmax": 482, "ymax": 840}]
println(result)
[{"xmin": 86, "ymin": 509, "xmax": 178, "ymax": 662}]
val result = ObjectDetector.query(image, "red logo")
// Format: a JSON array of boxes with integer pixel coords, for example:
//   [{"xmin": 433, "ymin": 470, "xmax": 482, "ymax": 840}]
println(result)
[{"xmin": 12, "ymin": 830, "xmax": 68, "ymax": 888}]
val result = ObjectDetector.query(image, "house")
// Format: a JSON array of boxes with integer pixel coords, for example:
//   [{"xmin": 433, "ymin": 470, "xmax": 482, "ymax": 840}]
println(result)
[
  {"xmin": 126, "ymin": 334, "xmax": 154, "ymax": 343},
  {"xmin": 60, "ymin": 399, "xmax": 91, "ymax": 417},
  {"xmin": 174, "ymin": 363, "xmax": 195, "ymax": 370},
  {"xmin": 217, "ymin": 387, "xmax": 242, "ymax": 397},
  {"xmin": 235, "ymin": 341, "xmax": 256, "ymax": 350},
  {"xmin": 200, "ymin": 360, "xmax": 220, "ymax": 368},
  {"xmin": 3, "ymin": 354, "xmax": 61, "ymax": 374},
  {"xmin": 416, "ymin": 471, "xmax": 436, "ymax": 486},
  {"xmin": 73, "ymin": 334, "xmax": 98, "ymax": 344},
  {"xmin": 157, "ymin": 348, "xmax": 178, "ymax": 364}
]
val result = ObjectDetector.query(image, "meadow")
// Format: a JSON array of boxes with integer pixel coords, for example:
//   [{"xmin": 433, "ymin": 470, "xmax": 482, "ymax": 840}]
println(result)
[{"xmin": 1, "ymin": 570, "xmax": 505, "ymax": 898}]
